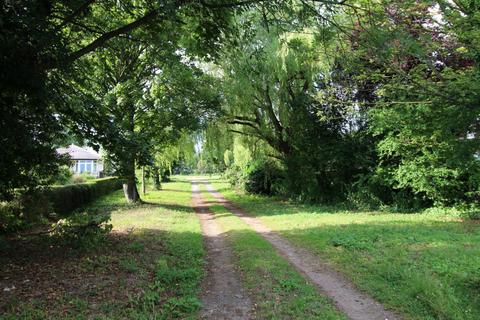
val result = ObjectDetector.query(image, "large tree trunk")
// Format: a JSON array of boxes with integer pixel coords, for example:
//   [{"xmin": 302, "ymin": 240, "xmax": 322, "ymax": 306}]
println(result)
[
  {"xmin": 123, "ymin": 160, "xmax": 140, "ymax": 203},
  {"xmin": 123, "ymin": 103, "xmax": 141, "ymax": 203},
  {"xmin": 123, "ymin": 176, "xmax": 140, "ymax": 203}
]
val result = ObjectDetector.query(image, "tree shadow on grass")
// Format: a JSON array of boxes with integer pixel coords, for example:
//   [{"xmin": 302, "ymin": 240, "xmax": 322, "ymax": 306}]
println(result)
[
  {"xmin": 140, "ymin": 201, "xmax": 194, "ymax": 213},
  {"xmin": 88, "ymin": 200, "xmax": 194, "ymax": 216},
  {"xmin": 0, "ymin": 228, "xmax": 203, "ymax": 319},
  {"xmin": 203, "ymin": 195, "xmax": 352, "ymax": 217},
  {"xmin": 156, "ymin": 188, "xmax": 193, "ymax": 194}
]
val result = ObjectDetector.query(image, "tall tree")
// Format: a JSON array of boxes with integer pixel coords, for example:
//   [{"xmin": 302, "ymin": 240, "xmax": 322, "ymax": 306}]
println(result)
[
  {"xmin": 61, "ymin": 36, "xmax": 220, "ymax": 201},
  {"xmin": 218, "ymin": 7, "xmax": 372, "ymax": 201},
  {"xmin": 0, "ymin": 0, "xmax": 256, "ymax": 199},
  {"xmin": 359, "ymin": 1, "xmax": 480, "ymax": 205}
]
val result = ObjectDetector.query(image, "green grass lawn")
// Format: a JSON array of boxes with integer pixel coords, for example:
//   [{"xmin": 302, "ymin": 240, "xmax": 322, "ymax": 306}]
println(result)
[
  {"xmin": 198, "ymin": 183, "xmax": 345, "ymax": 320},
  {"xmin": 1, "ymin": 179, "xmax": 204, "ymax": 319},
  {"xmin": 209, "ymin": 178, "xmax": 480, "ymax": 320}
]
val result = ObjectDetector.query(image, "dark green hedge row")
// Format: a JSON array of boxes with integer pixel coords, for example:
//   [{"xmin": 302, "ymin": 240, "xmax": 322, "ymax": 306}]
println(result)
[
  {"xmin": 46, "ymin": 177, "xmax": 123, "ymax": 216},
  {"xmin": 1, "ymin": 178, "xmax": 123, "ymax": 234}
]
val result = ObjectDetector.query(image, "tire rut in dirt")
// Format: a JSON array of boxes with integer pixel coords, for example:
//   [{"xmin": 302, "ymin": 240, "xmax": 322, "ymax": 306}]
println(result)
[{"xmin": 192, "ymin": 181, "xmax": 252, "ymax": 320}]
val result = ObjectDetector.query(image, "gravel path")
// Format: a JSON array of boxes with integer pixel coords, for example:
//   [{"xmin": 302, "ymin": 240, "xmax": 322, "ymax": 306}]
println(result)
[
  {"xmin": 191, "ymin": 181, "xmax": 252, "ymax": 320},
  {"xmin": 202, "ymin": 181, "xmax": 401, "ymax": 320}
]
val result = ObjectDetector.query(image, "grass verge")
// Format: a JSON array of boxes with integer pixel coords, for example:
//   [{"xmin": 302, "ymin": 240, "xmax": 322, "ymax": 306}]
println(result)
[
  {"xmin": 198, "ymin": 183, "xmax": 345, "ymax": 320},
  {"xmin": 209, "ymin": 178, "xmax": 480, "ymax": 320},
  {"xmin": 1, "ymin": 180, "xmax": 203, "ymax": 319}
]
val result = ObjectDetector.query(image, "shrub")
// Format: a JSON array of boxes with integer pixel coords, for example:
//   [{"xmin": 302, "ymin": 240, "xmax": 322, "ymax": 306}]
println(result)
[
  {"xmin": 54, "ymin": 166, "xmax": 73, "ymax": 185},
  {"xmin": 161, "ymin": 169, "xmax": 171, "ymax": 182},
  {"xmin": 347, "ymin": 188, "xmax": 384, "ymax": 211},
  {"xmin": 71, "ymin": 175, "xmax": 86, "ymax": 184},
  {"xmin": 71, "ymin": 173, "xmax": 96, "ymax": 184},
  {"xmin": 459, "ymin": 204, "xmax": 480, "ymax": 220},
  {"xmin": 53, "ymin": 209, "xmax": 112, "ymax": 250},
  {"xmin": 46, "ymin": 177, "xmax": 123, "ymax": 216},
  {"xmin": 346, "ymin": 172, "xmax": 432, "ymax": 211},
  {"xmin": 224, "ymin": 165, "xmax": 248, "ymax": 189},
  {"xmin": 244, "ymin": 160, "xmax": 284, "ymax": 196},
  {"xmin": 0, "ymin": 200, "xmax": 25, "ymax": 233}
]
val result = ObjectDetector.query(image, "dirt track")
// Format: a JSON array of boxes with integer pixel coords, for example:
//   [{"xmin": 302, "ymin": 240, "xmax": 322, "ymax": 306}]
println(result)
[
  {"xmin": 191, "ymin": 181, "xmax": 252, "ymax": 320},
  {"xmin": 201, "ymin": 180, "xmax": 400, "ymax": 320}
]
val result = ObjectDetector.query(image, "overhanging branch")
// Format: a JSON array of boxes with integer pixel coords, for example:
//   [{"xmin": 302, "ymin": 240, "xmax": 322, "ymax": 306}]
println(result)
[
  {"xmin": 44, "ymin": 9, "xmax": 159, "ymax": 69},
  {"xmin": 57, "ymin": 0, "xmax": 96, "ymax": 28}
]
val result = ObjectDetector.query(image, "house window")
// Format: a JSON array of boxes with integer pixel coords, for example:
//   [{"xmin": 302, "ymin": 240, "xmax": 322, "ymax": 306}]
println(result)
[
  {"xmin": 85, "ymin": 161, "xmax": 92, "ymax": 173},
  {"xmin": 74, "ymin": 160, "xmax": 98, "ymax": 174},
  {"xmin": 79, "ymin": 160, "xmax": 86, "ymax": 173},
  {"xmin": 77, "ymin": 160, "xmax": 93, "ymax": 173}
]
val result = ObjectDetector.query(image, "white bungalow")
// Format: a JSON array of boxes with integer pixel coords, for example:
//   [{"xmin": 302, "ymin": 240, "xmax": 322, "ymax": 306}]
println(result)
[{"xmin": 57, "ymin": 145, "xmax": 104, "ymax": 177}]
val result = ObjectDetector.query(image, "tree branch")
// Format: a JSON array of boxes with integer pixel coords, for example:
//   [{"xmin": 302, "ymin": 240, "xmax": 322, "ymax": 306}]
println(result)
[
  {"xmin": 44, "ymin": 10, "xmax": 159, "ymax": 69},
  {"xmin": 57, "ymin": 0, "xmax": 96, "ymax": 28},
  {"xmin": 264, "ymin": 84, "xmax": 284, "ymax": 136},
  {"xmin": 228, "ymin": 129, "xmax": 262, "ymax": 139},
  {"xmin": 227, "ymin": 119, "xmax": 261, "ymax": 131}
]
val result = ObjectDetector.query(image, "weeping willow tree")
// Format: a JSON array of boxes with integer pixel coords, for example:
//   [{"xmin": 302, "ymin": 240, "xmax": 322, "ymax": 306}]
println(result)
[
  {"xmin": 150, "ymin": 133, "xmax": 198, "ymax": 189},
  {"xmin": 212, "ymin": 6, "xmax": 373, "ymax": 201},
  {"xmin": 204, "ymin": 0, "xmax": 480, "ymax": 208}
]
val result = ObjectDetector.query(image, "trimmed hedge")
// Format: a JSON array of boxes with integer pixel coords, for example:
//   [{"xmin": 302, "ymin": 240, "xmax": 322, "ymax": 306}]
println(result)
[
  {"xmin": 1, "ymin": 178, "xmax": 123, "ymax": 234},
  {"xmin": 46, "ymin": 177, "xmax": 123, "ymax": 216}
]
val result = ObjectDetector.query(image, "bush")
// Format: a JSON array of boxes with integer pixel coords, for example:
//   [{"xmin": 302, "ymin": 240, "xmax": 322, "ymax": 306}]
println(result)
[
  {"xmin": 224, "ymin": 165, "xmax": 248, "ymax": 190},
  {"xmin": 0, "ymin": 200, "xmax": 25, "ymax": 233},
  {"xmin": 54, "ymin": 166, "xmax": 73, "ymax": 185},
  {"xmin": 347, "ymin": 188, "xmax": 384, "ymax": 211},
  {"xmin": 71, "ymin": 173, "xmax": 96, "ymax": 184},
  {"xmin": 46, "ymin": 177, "xmax": 123, "ymax": 216},
  {"xmin": 244, "ymin": 160, "xmax": 284, "ymax": 196},
  {"xmin": 161, "ymin": 169, "xmax": 171, "ymax": 182},
  {"xmin": 459, "ymin": 204, "xmax": 480, "ymax": 220},
  {"xmin": 223, "ymin": 160, "xmax": 284, "ymax": 196},
  {"xmin": 345, "ymin": 171, "xmax": 432, "ymax": 212},
  {"xmin": 53, "ymin": 210, "xmax": 112, "ymax": 250}
]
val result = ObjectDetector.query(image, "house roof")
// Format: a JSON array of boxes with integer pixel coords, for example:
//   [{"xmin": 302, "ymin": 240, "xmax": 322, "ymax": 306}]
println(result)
[{"xmin": 57, "ymin": 144, "xmax": 101, "ymax": 160}]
